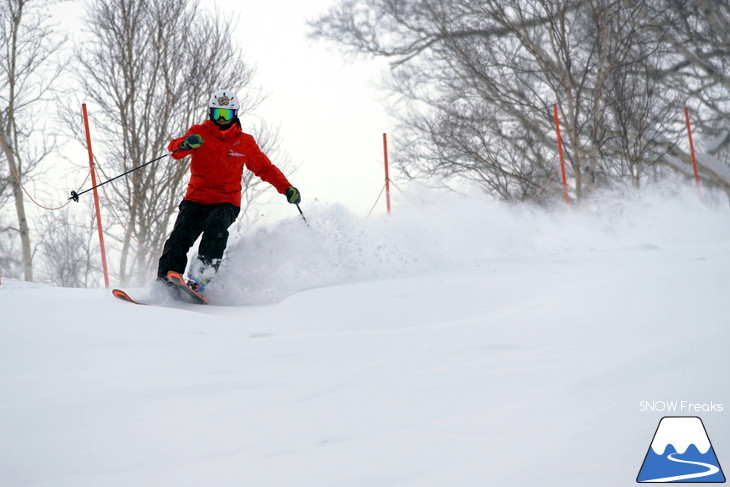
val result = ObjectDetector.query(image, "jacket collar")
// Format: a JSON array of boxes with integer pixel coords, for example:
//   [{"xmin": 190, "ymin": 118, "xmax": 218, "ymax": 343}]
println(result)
[{"xmin": 203, "ymin": 119, "xmax": 243, "ymax": 140}]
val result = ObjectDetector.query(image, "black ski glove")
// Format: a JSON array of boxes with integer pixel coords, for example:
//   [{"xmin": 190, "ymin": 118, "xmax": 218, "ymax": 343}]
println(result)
[
  {"xmin": 285, "ymin": 186, "xmax": 301, "ymax": 204},
  {"xmin": 179, "ymin": 134, "xmax": 204, "ymax": 151}
]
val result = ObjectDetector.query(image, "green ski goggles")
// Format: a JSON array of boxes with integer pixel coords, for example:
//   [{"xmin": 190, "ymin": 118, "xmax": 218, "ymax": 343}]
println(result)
[{"xmin": 211, "ymin": 107, "xmax": 236, "ymax": 121}]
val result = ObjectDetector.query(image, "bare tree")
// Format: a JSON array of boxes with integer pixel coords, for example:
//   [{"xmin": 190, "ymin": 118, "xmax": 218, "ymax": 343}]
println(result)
[
  {"xmin": 0, "ymin": 213, "xmax": 21, "ymax": 280},
  {"xmin": 636, "ymin": 0, "xmax": 730, "ymax": 190},
  {"xmin": 310, "ymin": 0, "xmax": 713, "ymax": 201},
  {"xmin": 38, "ymin": 207, "xmax": 100, "ymax": 287},
  {"xmin": 574, "ymin": 0, "xmax": 683, "ymax": 189},
  {"xmin": 0, "ymin": 0, "xmax": 63, "ymax": 280},
  {"xmin": 65, "ymin": 0, "xmax": 265, "ymax": 284}
]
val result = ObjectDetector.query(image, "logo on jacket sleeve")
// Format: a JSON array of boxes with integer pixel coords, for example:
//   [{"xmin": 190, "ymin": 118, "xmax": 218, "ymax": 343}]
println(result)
[{"xmin": 637, "ymin": 416, "xmax": 725, "ymax": 483}]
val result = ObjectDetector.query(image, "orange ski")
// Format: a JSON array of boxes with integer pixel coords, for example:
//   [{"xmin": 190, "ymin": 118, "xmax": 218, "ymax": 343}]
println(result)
[
  {"xmin": 112, "ymin": 289, "xmax": 148, "ymax": 305},
  {"xmin": 166, "ymin": 271, "xmax": 209, "ymax": 305}
]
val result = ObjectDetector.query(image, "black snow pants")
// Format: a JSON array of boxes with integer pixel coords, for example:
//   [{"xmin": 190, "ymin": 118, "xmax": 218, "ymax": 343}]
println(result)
[{"xmin": 157, "ymin": 200, "xmax": 240, "ymax": 280}]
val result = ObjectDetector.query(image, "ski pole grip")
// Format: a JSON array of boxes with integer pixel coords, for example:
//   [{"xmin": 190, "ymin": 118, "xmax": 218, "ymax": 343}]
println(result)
[{"xmin": 70, "ymin": 190, "xmax": 80, "ymax": 202}]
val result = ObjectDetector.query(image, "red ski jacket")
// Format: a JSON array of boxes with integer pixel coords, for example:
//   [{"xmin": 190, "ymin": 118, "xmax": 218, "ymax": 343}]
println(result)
[{"xmin": 168, "ymin": 119, "xmax": 291, "ymax": 207}]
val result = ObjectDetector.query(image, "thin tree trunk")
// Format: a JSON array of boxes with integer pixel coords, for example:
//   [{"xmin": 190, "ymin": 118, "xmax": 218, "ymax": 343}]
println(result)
[{"xmin": 0, "ymin": 135, "xmax": 32, "ymax": 281}]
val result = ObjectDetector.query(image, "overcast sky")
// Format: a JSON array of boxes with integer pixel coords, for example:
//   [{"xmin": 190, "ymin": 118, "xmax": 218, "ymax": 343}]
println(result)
[{"xmin": 213, "ymin": 0, "xmax": 397, "ymax": 219}]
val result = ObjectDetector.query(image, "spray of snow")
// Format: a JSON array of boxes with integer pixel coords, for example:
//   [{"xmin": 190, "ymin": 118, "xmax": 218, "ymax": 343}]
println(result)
[{"xmin": 212, "ymin": 182, "xmax": 730, "ymax": 305}]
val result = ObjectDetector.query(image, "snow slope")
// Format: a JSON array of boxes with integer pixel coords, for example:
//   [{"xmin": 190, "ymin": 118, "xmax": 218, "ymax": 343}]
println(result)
[{"xmin": 1, "ymin": 184, "xmax": 729, "ymax": 486}]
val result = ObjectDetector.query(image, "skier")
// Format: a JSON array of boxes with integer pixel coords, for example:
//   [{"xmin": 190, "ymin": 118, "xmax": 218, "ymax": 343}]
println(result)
[{"xmin": 157, "ymin": 89, "xmax": 301, "ymax": 294}]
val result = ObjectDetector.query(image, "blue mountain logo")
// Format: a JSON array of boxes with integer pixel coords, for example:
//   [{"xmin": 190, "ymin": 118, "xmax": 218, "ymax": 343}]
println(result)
[{"xmin": 637, "ymin": 416, "xmax": 725, "ymax": 483}]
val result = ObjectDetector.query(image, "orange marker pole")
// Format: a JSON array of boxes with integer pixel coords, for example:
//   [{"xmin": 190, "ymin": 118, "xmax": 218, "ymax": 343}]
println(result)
[
  {"xmin": 553, "ymin": 104, "xmax": 570, "ymax": 205},
  {"xmin": 383, "ymin": 133, "xmax": 392, "ymax": 215},
  {"xmin": 684, "ymin": 108, "xmax": 701, "ymax": 188},
  {"xmin": 82, "ymin": 104, "xmax": 110, "ymax": 288}
]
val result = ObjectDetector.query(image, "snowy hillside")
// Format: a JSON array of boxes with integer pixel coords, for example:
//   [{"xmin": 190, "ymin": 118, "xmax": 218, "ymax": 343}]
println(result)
[{"xmin": 1, "ymin": 184, "xmax": 729, "ymax": 486}]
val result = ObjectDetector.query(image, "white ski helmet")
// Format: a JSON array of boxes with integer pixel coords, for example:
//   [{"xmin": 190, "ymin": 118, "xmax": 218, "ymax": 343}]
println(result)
[
  {"xmin": 209, "ymin": 89, "xmax": 240, "ymax": 123},
  {"xmin": 209, "ymin": 89, "xmax": 240, "ymax": 110}
]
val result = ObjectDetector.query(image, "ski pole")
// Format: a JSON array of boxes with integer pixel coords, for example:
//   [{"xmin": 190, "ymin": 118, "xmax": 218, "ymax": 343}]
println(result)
[
  {"xmin": 69, "ymin": 148, "xmax": 183, "ymax": 202},
  {"xmin": 296, "ymin": 204, "xmax": 309, "ymax": 227}
]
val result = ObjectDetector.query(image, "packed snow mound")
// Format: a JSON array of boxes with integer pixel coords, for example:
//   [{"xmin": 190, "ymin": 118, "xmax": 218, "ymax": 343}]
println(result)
[{"xmin": 211, "ymin": 183, "xmax": 730, "ymax": 305}]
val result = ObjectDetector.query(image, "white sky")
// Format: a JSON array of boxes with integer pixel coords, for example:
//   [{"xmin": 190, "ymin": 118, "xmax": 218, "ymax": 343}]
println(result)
[
  {"xmin": 49, "ymin": 0, "xmax": 397, "ymax": 221},
  {"xmin": 217, "ymin": 0, "xmax": 397, "ymax": 218}
]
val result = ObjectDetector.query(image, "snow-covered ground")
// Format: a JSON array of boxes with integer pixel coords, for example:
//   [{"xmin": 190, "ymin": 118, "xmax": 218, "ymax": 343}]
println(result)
[{"xmin": 1, "ymin": 184, "xmax": 729, "ymax": 486}]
